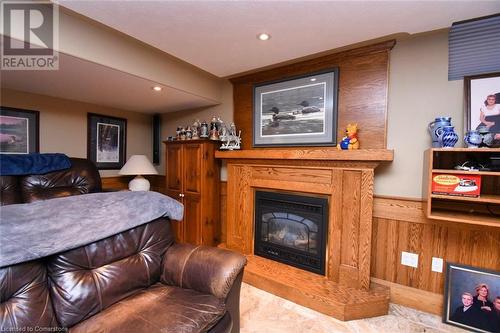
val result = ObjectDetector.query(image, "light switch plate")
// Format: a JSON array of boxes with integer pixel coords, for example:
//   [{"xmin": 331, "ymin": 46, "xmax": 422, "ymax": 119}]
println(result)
[
  {"xmin": 401, "ymin": 251, "xmax": 418, "ymax": 268},
  {"xmin": 432, "ymin": 257, "xmax": 444, "ymax": 273}
]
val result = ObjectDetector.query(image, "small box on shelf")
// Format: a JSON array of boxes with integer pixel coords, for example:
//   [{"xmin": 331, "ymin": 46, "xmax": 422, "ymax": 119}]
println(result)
[
  {"xmin": 431, "ymin": 173, "xmax": 481, "ymax": 197},
  {"xmin": 423, "ymin": 148, "xmax": 500, "ymax": 227}
]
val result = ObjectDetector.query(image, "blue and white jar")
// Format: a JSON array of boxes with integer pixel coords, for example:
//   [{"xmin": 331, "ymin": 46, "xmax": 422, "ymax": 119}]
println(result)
[
  {"xmin": 439, "ymin": 126, "xmax": 459, "ymax": 148},
  {"xmin": 464, "ymin": 130, "xmax": 482, "ymax": 148},
  {"xmin": 428, "ymin": 117, "xmax": 452, "ymax": 148}
]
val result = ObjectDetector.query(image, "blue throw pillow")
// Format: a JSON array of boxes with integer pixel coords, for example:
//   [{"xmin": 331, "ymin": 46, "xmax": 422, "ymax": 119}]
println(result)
[{"xmin": 0, "ymin": 153, "xmax": 72, "ymax": 176}]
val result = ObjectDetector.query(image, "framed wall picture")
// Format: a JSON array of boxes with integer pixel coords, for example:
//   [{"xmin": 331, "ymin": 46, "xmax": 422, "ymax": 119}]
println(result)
[
  {"xmin": 87, "ymin": 113, "xmax": 126, "ymax": 169},
  {"xmin": 465, "ymin": 72, "xmax": 500, "ymax": 146},
  {"xmin": 443, "ymin": 263, "xmax": 500, "ymax": 333},
  {"xmin": 253, "ymin": 68, "xmax": 338, "ymax": 147},
  {"xmin": 0, "ymin": 106, "xmax": 39, "ymax": 154}
]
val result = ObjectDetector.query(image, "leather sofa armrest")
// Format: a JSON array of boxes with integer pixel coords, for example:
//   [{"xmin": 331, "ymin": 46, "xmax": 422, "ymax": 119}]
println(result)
[{"xmin": 161, "ymin": 243, "xmax": 247, "ymax": 299}]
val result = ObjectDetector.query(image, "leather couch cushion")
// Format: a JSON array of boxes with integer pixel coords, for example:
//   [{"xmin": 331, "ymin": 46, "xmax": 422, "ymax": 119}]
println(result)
[
  {"xmin": 21, "ymin": 158, "xmax": 101, "ymax": 203},
  {"xmin": 0, "ymin": 176, "xmax": 21, "ymax": 205},
  {"xmin": 47, "ymin": 218, "xmax": 174, "ymax": 328},
  {"xmin": 0, "ymin": 262, "xmax": 58, "ymax": 330},
  {"xmin": 69, "ymin": 284, "xmax": 226, "ymax": 333}
]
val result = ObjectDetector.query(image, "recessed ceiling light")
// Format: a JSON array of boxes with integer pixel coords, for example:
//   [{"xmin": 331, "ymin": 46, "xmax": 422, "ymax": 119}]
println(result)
[
  {"xmin": 310, "ymin": 78, "xmax": 317, "ymax": 82},
  {"xmin": 257, "ymin": 33, "xmax": 270, "ymax": 41},
  {"xmin": 152, "ymin": 86, "xmax": 162, "ymax": 92}
]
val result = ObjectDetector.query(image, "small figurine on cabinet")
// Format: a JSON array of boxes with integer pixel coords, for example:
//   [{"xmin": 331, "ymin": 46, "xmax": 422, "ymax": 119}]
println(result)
[
  {"xmin": 337, "ymin": 123, "xmax": 359, "ymax": 150},
  {"xmin": 185, "ymin": 127, "xmax": 193, "ymax": 140},
  {"xmin": 220, "ymin": 122, "xmax": 241, "ymax": 150},
  {"xmin": 200, "ymin": 121, "xmax": 209, "ymax": 138},
  {"xmin": 209, "ymin": 116, "xmax": 219, "ymax": 140},
  {"xmin": 192, "ymin": 120, "xmax": 200, "ymax": 139},
  {"xmin": 179, "ymin": 127, "xmax": 187, "ymax": 140},
  {"xmin": 191, "ymin": 125, "xmax": 199, "ymax": 139}
]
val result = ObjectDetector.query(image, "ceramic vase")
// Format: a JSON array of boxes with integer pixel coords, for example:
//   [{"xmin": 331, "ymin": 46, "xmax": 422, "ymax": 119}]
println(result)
[
  {"xmin": 428, "ymin": 117, "xmax": 452, "ymax": 148},
  {"xmin": 464, "ymin": 130, "xmax": 482, "ymax": 148},
  {"xmin": 439, "ymin": 126, "xmax": 458, "ymax": 148}
]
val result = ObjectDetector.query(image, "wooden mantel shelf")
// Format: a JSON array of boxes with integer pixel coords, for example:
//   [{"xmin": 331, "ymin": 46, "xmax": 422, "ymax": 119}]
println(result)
[{"xmin": 215, "ymin": 148, "xmax": 394, "ymax": 162}]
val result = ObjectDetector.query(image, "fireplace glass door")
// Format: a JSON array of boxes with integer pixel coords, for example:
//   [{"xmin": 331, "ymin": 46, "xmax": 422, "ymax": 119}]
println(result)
[{"xmin": 254, "ymin": 190, "xmax": 328, "ymax": 275}]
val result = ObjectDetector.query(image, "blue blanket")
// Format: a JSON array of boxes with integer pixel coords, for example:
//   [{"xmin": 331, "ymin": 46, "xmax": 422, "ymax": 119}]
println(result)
[
  {"xmin": 0, "ymin": 153, "xmax": 71, "ymax": 176},
  {"xmin": 0, "ymin": 191, "xmax": 184, "ymax": 267}
]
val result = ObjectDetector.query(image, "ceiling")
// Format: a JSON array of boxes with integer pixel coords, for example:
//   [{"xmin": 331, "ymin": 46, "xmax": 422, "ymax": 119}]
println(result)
[
  {"xmin": 0, "ymin": 46, "xmax": 216, "ymax": 113},
  {"xmin": 59, "ymin": 0, "xmax": 500, "ymax": 77}
]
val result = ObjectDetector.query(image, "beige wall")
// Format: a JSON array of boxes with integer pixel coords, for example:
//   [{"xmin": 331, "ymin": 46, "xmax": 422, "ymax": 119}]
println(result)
[
  {"xmin": 375, "ymin": 30, "xmax": 463, "ymax": 198},
  {"xmin": 159, "ymin": 79, "xmax": 234, "ymax": 175},
  {"xmin": 1, "ymin": 88, "xmax": 153, "ymax": 177}
]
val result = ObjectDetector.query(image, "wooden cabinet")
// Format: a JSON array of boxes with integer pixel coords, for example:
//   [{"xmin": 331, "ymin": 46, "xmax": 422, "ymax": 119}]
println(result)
[
  {"xmin": 164, "ymin": 140, "xmax": 221, "ymax": 245},
  {"xmin": 423, "ymin": 148, "xmax": 500, "ymax": 227}
]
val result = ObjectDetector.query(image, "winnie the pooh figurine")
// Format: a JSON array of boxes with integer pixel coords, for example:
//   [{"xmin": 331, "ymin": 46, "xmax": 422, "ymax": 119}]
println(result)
[{"xmin": 337, "ymin": 123, "xmax": 359, "ymax": 150}]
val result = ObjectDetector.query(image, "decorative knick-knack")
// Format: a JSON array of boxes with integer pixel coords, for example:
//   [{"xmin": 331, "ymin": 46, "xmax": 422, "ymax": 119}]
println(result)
[
  {"xmin": 428, "ymin": 117, "xmax": 452, "ymax": 148},
  {"xmin": 191, "ymin": 125, "xmax": 199, "ymax": 139},
  {"xmin": 209, "ymin": 116, "xmax": 219, "ymax": 140},
  {"xmin": 220, "ymin": 122, "xmax": 241, "ymax": 150},
  {"xmin": 337, "ymin": 123, "xmax": 359, "ymax": 150},
  {"xmin": 438, "ymin": 126, "xmax": 458, "ymax": 148},
  {"xmin": 219, "ymin": 123, "xmax": 228, "ymax": 142},
  {"xmin": 464, "ymin": 130, "xmax": 482, "ymax": 148},
  {"xmin": 200, "ymin": 121, "xmax": 209, "ymax": 138}
]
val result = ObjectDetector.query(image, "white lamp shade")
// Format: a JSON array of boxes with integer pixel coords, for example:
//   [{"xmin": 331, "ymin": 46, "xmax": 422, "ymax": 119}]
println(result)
[{"xmin": 119, "ymin": 155, "xmax": 158, "ymax": 175}]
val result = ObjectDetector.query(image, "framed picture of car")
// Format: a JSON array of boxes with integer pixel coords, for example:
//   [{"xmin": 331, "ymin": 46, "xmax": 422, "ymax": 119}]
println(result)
[
  {"xmin": 443, "ymin": 262, "xmax": 500, "ymax": 333},
  {"xmin": 87, "ymin": 113, "xmax": 126, "ymax": 169},
  {"xmin": 253, "ymin": 68, "xmax": 339, "ymax": 147},
  {"xmin": 0, "ymin": 106, "xmax": 39, "ymax": 154}
]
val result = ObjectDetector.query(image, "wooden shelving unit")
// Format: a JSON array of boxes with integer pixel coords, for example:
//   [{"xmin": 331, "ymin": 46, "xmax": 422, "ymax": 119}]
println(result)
[{"xmin": 423, "ymin": 148, "xmax": 500, "ymax": 227}]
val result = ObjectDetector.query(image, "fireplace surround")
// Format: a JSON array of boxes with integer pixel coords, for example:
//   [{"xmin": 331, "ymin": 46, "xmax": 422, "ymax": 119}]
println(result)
[
  {"xmin": 216, "ymin": 148, "xmax": 394, "ymax": 320},
  {"xmin": 254, "ymin": 190, "xmax": 328, "ymax": 274}
]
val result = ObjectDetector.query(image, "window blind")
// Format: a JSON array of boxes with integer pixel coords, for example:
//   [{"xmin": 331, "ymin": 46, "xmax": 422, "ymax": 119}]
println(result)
[{"xmin": 448, "ymin": 14, "xmax": 500, "ymax": 80}]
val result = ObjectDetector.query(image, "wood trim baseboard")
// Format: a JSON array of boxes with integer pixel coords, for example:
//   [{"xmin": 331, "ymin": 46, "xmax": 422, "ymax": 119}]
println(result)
[{"xmin": 371, "ymin": 278, "xmax": 442, "ymax": 316}]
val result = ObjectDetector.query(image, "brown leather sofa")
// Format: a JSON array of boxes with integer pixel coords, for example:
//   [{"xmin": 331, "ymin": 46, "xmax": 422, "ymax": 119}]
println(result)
[{"xmin": 0, "ymin": 158, "xmax": 246, "ymax": 333}]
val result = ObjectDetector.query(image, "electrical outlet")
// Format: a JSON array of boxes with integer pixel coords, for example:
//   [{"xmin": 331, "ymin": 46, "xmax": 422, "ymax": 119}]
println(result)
[
  {"xmin": 432, "ymin": 257, "xmax": 444, "ymax": 273},
  {"xmin": 401, "ymin": 251, "xmax": 418, "ymax": 268}
]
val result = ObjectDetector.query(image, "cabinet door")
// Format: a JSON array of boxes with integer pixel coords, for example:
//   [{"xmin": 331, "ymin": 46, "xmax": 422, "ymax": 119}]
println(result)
[
  {"xmin": 183, "ymin": 144, "xmax": 202, "ymax": 195},
  {"xmin": 166, "ymin": 189, "xmax": 184, "ymax": 242},
  {"xmin": 183, "ymin": 194, "xmax": 202, "ymax": 245},
  {"xmin": 166, "ymin": 144, "xmax": 182, "ymax": 192}
]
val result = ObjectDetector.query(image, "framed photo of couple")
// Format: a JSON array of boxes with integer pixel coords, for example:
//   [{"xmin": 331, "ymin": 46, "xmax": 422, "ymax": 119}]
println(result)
[
  {"xmin": 465, "ymin": 72, "xmax": 500, "ymax": 147},
  {"xmin": 443, "ymin": 263, "xmax": 500, "ymax": 333}
]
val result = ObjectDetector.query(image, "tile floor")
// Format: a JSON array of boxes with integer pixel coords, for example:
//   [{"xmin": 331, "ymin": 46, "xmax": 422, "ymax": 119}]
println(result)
[{"xmin": 239, "ymin": 283, "xmax": 469, "ymax": 333}]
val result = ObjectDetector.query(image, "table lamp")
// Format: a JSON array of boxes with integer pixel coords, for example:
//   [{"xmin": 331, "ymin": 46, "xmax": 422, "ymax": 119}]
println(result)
[{"xmin": 119, "ymin": 155, "xmax": 158, "ymax": 191}]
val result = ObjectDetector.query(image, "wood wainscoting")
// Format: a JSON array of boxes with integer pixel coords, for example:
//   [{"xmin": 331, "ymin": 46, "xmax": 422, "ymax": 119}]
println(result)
[
  {"xmin": 372, "ymin": 196, "xmax": 500, "ymax": 314},
  {"xmin": 221, "ymin": 182, "xmax": 500, "ymax": 315}
]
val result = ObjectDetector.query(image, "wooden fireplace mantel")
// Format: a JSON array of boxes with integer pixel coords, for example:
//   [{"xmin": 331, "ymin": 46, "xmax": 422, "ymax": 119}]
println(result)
[
  {"xmin": 217, "ymin": 149, "xmax": 393, "ymax": 320},
  {"xmin": 215, "ymin": 148, "xmax": 394, "ymax": 161}
]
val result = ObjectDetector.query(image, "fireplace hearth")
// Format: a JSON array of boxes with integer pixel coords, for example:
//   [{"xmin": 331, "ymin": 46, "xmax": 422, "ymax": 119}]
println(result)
[{"xmin": 254, "ymin": 190, "xmax": 328, "ymax": 275}]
